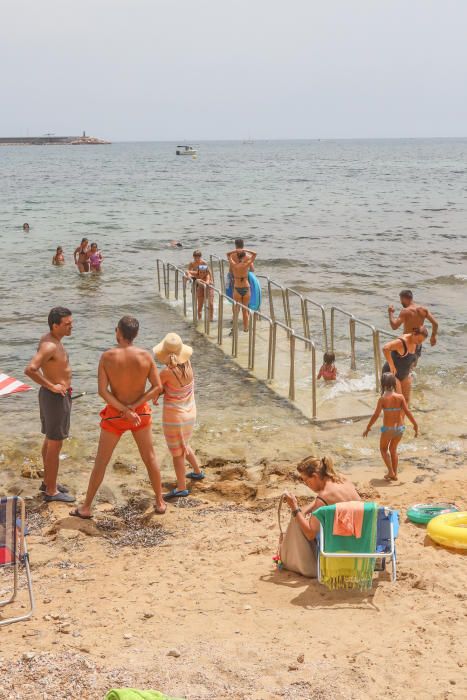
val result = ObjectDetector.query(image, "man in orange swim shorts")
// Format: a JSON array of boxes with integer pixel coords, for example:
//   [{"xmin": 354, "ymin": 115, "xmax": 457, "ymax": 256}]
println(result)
[{"xmin": 71, "ymin": 315, "xmax": 166, "ymax": 518}]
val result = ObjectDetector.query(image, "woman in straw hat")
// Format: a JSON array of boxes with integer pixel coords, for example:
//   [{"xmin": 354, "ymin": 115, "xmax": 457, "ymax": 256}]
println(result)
[{"xmin": 153, "ymin": 333, "xmax": 205, "ymax": 499}]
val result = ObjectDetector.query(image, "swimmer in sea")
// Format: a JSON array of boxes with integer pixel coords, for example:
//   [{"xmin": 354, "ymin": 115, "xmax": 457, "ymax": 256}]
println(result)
[
  {"xmin": 317, "ymin": 351, "xmax": 337, "ymax": 381},
  {"xmin": 227, "ymin": 248, "xmax": 257, "ymax": 332},
  {"xmin": 52, "ymin": 246, "xmax": 65, "ymax": 266},
  {"xmin": 88, "ymin": 242, "xmax": 103, "ymax": 272},
  {"xmin": 382, "ymin": 326, "xmax": 428, "ymax": 406},
  {"xmin": 363, "ymin": 372, "xmax": 418, "ymax": 481},
  {"xmin": 23, "ymin": 223, "xmax": 30, "ymax": 232},
  {"xmin": 186, "ymin": 250, "xmax": 214, "ymax": 321},
  {"xmin": 388, "ymin": 289, "xmax": 438, "ymax": 364},
  {"xmin": 74, "ymin": 238, "xmax": 90, "ymax": 273}
]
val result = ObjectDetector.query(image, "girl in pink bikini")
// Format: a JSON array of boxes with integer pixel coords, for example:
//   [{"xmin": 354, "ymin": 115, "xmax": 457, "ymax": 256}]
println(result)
[
  {"xmin": 317, "ymin": 352, "xmax": 337, "ymax": 381},
  {"xmin": 88, "ymin": 242, "xmax": 103, "ymax": 272}
]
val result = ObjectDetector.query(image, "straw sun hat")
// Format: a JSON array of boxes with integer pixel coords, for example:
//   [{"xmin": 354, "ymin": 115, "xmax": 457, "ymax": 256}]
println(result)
[{"xmin": 153, "ymin": 332, "xmax": 192, "ymax": 365}]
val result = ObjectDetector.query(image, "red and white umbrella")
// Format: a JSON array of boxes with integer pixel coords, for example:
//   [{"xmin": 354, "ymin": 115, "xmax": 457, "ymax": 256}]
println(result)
[{"xmin": 0, "ymin": 372, "xmax": 33, "ymax": 397}]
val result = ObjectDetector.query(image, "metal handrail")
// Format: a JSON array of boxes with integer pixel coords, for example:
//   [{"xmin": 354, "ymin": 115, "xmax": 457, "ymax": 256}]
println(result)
[
  {"xmin": 292, "ymin": 330, "xmax": 317, "ymax": 419},
  {"xmin": 303, "ymin": 297, "xmax": 328, "ymax": 351},
  {"xmin": 268, "ymin": 280, "xmax": 291, "ymax": 328}
]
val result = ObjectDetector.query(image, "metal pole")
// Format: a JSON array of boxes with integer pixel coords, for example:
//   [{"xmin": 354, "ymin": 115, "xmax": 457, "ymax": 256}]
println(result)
[
  {"xmin": 204, "ymin": 286, "xmax": 210, "ymax": 335},
  {"xmin": 268, "ymin": 280, "xmax": 275, "ymax": 320},
  {"xmin": 289, "ymin": 333, "xmax": 296, "ymax": 401},
  {"xmin": 373, "ymin": 329, "xmax": 381, "ymax": 392},
  {"xmin": 330, "ymin": 307, "xmax": 335, "ymax": 353},
  {"xmin": 311, "ymin": 345, "xmax": 317, "ymax": 419},
  {"xmin": 250, "ymin": 312, "xmax": 257, "ymax": 370},
  {"xmin": 267, "ymin": 321, "xmax": 274, "ymax": 380},
  {"xmin": 350, "ymin": 317, "xmax": 357, "ymax": 370},
  {"xmin": 270, "ymin": 322, "xmax": 277, "ymax": 380},
  {"xmin": 183, "ymin": 276, "xmax": 187, "ymax": 316},
  {"xmin": 217, "ymin": 292, "xmax": 224, "ymax": 345},
  {"xmin": 232, "ymin": 303, "xmax": 238, "ymax": 358},
  {"xmin": 156, "ymin": 260, "xmax": 161, "ymax": 293},
  {"xmin": 192, "ymin": 280, "xmax": 197, "ymax": 323},
  {"xmin": 174, "ymin": 268, "xmax": 179, "ymax": 300},
  {"xmin": 248, "ymin": 313, "xmax": 254, "ymax": 369}
]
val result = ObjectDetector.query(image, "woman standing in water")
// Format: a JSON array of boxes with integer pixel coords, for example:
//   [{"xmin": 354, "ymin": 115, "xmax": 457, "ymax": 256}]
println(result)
[
  {"xmin": 226, "ymin": 248, "xmax": 257, "ymax": 332},
  {"xmin": 73, "ymin": 238, "xmax": 90, "ymax": 273},
  {"xmin": 382, "ymin": 326, "xmax": 428, "ymax": 405},
  {"xmin": 153, "ymin": 333, "xmax": 204, "ymax": 499}
]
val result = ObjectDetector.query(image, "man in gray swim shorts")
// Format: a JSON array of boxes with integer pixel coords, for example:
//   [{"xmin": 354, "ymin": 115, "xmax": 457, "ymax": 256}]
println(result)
[{"xmin": 25, "ymin": 307, "xmax": 76, "ymax": 503}]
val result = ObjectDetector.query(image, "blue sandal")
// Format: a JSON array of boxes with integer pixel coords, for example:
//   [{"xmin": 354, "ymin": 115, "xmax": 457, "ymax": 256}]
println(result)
[
  {"xmin": 163, "ymin": 489, "xmax": 190, "ymax": 500},
  {"xmin": 186, "ymin": 472, "xmax": 205, "ymax": 480}
]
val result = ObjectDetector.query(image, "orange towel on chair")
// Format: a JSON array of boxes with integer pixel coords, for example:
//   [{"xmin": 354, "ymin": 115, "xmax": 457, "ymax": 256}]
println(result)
[{"xmin": 333, "ymin": 501, "xmax": 364, "ymax": 538}]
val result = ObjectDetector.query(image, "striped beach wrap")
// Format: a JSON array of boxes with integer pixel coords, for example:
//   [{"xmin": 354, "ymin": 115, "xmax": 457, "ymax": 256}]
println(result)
[{"xmin": 161, "ymin": 372, "xmax": 196, "ymax": 457}]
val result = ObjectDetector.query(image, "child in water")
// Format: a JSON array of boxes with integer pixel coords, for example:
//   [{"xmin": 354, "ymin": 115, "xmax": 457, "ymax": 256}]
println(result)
[
  {"xmin": 317, "ymin": 352, "xmax": 337, "ymax": 381},
  {"xmin": 52, "ymin": 246, "xmax": 65, "ymax": 265},
  {"xmin": 88, "ymin": 242, "xmax": 103, "ymax": 272},
  {"xmin": 363, "ymin": 372, "xmax": 418, "ymax": 481}
]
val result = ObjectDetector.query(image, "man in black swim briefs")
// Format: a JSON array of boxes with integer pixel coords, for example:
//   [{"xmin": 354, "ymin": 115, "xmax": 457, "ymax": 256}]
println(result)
[{"xmin": 25, "ymin": 307, "xmax": 76, "ymax": 503}]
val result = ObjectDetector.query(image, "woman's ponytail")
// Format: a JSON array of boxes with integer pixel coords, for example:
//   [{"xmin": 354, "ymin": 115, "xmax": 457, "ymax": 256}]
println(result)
[{"xmin": 319, "ymin": 456, "xmax": 343, "ymax": 483}]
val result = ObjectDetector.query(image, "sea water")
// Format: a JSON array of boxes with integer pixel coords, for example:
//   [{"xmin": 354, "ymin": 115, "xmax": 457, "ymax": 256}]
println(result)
[{"xmin": 0, "ymin": 140, "xmax": 466, "ymax": 471}]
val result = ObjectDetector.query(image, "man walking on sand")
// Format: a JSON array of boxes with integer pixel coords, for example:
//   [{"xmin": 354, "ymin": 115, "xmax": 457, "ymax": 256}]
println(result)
[
  {"xmin": 70, "ymin": 315, "xmax": 166, "ymax": 518},
  {"xmin": 25, "ymin": 306, "xmax": 76, "ymax": 503},
  {"xmin": 388, "ymin": 289, "xmax": 439, "ymax": 362}
]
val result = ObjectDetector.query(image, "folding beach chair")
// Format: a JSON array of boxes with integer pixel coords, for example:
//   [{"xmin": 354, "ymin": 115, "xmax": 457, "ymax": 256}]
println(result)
[
  {"xmin": 0, "ymin": 496, "xmax": 35, "ymax": 625},
  {"xmin": 316, "ymin": 505, "xmax": 398, "ymax": 585}
]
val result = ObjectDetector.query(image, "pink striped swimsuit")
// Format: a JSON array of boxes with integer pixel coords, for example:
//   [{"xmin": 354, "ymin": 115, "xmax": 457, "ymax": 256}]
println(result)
[{"xmin": 161, "ymin": 363, "xmax": 196, "ymax": 457}]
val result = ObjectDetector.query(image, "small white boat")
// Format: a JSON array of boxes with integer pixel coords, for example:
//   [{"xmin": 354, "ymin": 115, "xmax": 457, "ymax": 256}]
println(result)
[{"xmin": 176, "ymin": 145, "xmax": 197, "ymax": 156}]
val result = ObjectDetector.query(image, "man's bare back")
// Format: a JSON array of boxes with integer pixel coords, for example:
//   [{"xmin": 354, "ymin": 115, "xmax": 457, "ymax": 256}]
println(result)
[
  {"xmin": 100, "ymin": 346, "xmax": 154, "ymax": 405},
  {"xmin": 397, "ymin": 304, "xmax": 429, "ymax": 332}
]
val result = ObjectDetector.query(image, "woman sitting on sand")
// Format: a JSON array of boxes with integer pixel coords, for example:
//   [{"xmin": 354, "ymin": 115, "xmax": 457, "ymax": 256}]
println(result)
[
  {"xmin": 153, "ymin": 333, "xmax": 205, "ymax": 500},
  {"xmin": 281, "ymin": 456, "xmax": 361, "ymax": 577}
]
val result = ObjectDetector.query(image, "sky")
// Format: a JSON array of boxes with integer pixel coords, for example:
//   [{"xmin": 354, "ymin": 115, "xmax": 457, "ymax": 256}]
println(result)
[{"xmin": 1, "ymin": 0, "xmax": 467, "ymax": 141}]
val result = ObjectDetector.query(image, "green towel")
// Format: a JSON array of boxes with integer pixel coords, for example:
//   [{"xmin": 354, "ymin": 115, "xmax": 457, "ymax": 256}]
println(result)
[
  {"xmin": 105, "ymin": 690, "xmax": 184, "ymax": 700},
  {"xmin": 314, "ymin": 502, "xmax": 378, "ymax": 591}
]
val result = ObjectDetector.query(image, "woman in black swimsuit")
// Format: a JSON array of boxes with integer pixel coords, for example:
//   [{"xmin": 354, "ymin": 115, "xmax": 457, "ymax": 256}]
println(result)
[{"xmin": 382, "ymin": 327, "xmax": 428, "ymax": 406}]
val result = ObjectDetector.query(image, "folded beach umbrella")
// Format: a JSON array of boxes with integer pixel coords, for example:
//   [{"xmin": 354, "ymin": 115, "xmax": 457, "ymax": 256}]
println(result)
[{"xmin": 0, "ymin": 372, "xmax": 32, "ymax": 397}]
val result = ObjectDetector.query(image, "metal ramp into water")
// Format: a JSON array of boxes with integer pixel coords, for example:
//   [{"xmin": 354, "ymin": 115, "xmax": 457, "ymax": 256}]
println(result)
[{"xmin": 155, "ymin": 256, "xmax": 396, "ymax": 422}]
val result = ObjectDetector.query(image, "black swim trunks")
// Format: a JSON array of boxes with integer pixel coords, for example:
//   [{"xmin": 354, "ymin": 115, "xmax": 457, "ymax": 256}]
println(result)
[{"xmin": 39, "ymin": 387, "xmax": 72, "ymax": 440}]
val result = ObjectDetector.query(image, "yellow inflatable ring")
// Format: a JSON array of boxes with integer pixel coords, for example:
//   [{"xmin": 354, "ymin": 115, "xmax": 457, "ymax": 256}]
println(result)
[{"xmin": 427, "ymin": 511, "xmax": 467, "ymax": 550}]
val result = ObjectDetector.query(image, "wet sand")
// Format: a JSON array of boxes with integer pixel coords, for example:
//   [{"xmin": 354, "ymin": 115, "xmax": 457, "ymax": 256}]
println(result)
[{"xmin": 1, "ymin": 419, "xmax": 466, "ymax": 700}]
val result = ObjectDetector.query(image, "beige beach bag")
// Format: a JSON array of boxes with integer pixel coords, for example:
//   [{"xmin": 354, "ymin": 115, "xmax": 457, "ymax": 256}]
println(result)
[{"xmin": 277, "ymin": 495, "xmax": 317, "ymax": 578}]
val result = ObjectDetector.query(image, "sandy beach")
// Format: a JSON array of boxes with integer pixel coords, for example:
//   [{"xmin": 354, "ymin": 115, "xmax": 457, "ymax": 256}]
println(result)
[{"xmin": 1, "ymin": 422, "xmax": 466, "ymax": 700}]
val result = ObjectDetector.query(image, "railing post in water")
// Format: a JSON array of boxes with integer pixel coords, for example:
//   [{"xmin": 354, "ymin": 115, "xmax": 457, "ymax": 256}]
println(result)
[
  {"xmin": 311, "ymin": 344, "xmax": 317, "ymax": 419},
  {"xmin": 192, "ymin": 280, "xmax": 198, "ymax": 324},
  {"xmin": 267, "ymin": 321, "xmax": 274, "ymax": 380},
  {"xmin": 204, "ymin": 286, "xmax": 210, "ymax": 336},
  {"xmin": 373, "ymin": 329, "xmax": 381, "ymax": 391},
  {"xmin": 182, "ymin": 276, "xmax": 188, "ymax": 316},
  {"xmin": 162, "ymin": 263, "xmax": 168, "ymax": 299},
  {"xmin": 232, "ymin": 303, "xmax": 239, "ymax": 358},
  {"xmin": 174, "ymin": 268, "xmax": 179, "ymax": 300},
  {"xmin": 156, "ymin": 260, "xmax": 161, "ymax": 293},
  {"xmin": 330, "ymin": 307, "xmax": 336, "ymax": 353},
  {"xmin": 248, "ymin": 313, "xmax": 255, "ymax": 370},
  {"xmin": 217, "ymin": 293, "xmax": 224, "ymax": 346},
  {"xmin": 289, "ymin": 332, "xmax": 296, "ymax": 401},
  {"xmin": 350, "ymin": 317, "xmax": 357, "ymax": 370}
]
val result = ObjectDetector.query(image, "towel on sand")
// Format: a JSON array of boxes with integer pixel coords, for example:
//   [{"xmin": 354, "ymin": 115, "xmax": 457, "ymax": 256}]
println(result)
[
  {"xmin": 105, "ymin": 690, "xmax": 184, "ymax": 700},
  {"xmin": 333, "ymin": 501, "xmax": 364, "ymax": 538},
  {"xmin": 314, "ymin": 502, "xmax": 378, "ymax": 590}
]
